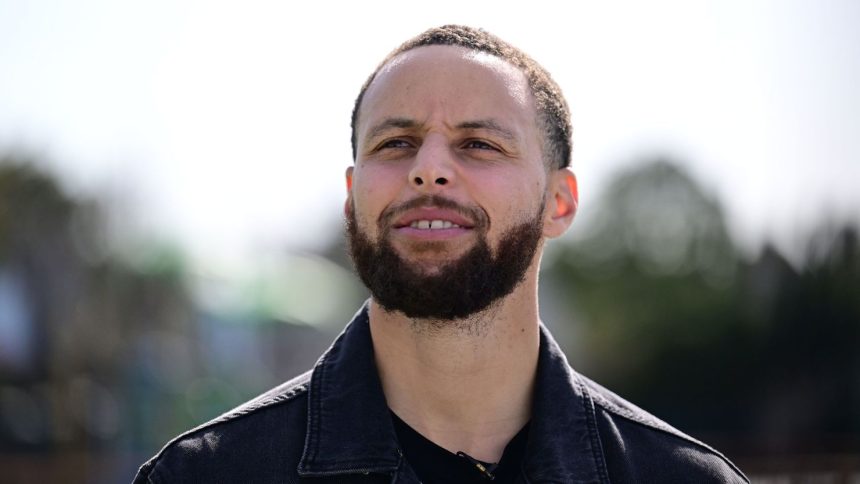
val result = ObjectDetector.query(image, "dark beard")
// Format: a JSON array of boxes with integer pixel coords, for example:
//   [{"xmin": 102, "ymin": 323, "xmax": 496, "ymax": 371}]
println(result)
[{"xmin": 346, "ymin": 195, "xmax": 544, "ymax": 320}]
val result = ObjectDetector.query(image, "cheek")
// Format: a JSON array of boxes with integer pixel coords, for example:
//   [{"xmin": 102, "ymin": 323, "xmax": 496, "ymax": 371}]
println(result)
[
  {"xmin": 354, "ymin": 162, "xmax": 403, "ymax": 195},
  {"xmin": 469, "ymin": 168, "xmax": 545, "ymax": 224},
  {"xmin": 351, "ymin": 166, "xmax": 403, "ymax": 233}
]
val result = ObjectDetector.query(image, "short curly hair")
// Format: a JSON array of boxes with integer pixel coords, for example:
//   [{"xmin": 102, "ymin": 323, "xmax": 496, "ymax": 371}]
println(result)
[{"xmin": 350, "ymin": 25, "xmax": 572, "ymax": 170}]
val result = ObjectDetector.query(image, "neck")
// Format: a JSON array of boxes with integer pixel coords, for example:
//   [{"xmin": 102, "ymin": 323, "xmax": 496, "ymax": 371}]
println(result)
[{"xmin": 369, "ymin": 270, "xmax": 541, "ymax": 463}]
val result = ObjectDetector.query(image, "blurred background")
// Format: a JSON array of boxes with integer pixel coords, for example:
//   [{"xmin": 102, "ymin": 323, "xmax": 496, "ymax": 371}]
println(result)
[{"xmin": 1, "ymin": 0, "xmax": 858, "ymax": 482}]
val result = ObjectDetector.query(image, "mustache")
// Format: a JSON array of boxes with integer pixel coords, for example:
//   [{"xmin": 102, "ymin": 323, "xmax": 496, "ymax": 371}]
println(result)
[{"xmin": 379, "ymin": 195, "xmax": 489, "ymax": 230}]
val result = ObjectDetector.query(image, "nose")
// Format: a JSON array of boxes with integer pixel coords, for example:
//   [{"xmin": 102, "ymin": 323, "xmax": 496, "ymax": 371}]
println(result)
[{"xmin": 408, "ymin": 135, "xmax": 455, "ymax": 190}]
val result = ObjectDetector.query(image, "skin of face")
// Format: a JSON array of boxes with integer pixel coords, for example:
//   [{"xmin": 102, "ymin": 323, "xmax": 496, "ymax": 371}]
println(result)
[{"xmin": 346, "ymin": 45, "xmax": 575, "ymax": 276}]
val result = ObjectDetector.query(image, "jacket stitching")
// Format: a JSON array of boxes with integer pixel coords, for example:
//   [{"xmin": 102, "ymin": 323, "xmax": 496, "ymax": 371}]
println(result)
[
  {"xmin": 136, "ymin": 377, "xmax": 310, "ymax": 481},
  {"xmin": 575, "ymin": 375, "xmax": 612, "ymax": 484},
  {"xmin": 305, "ymin": 351, "xmax": 328, "ymax": 465},
  {"xmin": 588, "ymin": 389, "xmax": 748, "ymax": 482}
]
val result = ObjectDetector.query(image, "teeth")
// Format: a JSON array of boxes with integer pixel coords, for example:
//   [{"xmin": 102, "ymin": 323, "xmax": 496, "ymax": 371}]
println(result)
[{"xmin": 409, "ymin": 219, "xmax": 461, "ymax": 230}]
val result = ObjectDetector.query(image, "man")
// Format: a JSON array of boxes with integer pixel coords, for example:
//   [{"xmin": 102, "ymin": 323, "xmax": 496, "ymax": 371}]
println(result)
[{"xmin": 135, "ymin": 25, "xmax": 747, "ymax": 483}]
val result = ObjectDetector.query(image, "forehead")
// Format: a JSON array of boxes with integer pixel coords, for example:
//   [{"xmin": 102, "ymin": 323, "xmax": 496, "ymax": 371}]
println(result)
[{"xmin": 358, "ymin": 45, "xmax": 537, "ymax": 138}]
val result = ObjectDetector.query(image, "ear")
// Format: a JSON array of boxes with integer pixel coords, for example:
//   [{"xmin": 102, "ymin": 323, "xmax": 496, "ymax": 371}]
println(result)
[
  {"xmin": 344, "ymin": 166, "xmax": 354, "ymax": 217},
  {"xmin": 543, "ymin": 168, "xmax": 578, "ymax": 238}
]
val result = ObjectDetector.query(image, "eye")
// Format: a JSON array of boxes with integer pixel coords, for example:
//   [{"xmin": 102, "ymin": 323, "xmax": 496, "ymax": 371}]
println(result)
[
  {"xmin": 378, "ymin": 138, "xmax": 413, "ymax": 150},
  {"xmin": 462, "ymin": 139, "xmax": 498, "ymax": 151}
]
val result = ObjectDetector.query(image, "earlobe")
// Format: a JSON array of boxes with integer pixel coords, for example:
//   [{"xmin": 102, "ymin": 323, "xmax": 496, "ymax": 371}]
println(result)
[
  {"xmin": 345, "ymin": 166, "xmax": 354, "ymax": 192},
  {"xmin": 344, "ymin": 166, "xmax": 354, "ymax": 217},
  {"xmin": 556, "ymin": 171, "xmax": 577, "ymax": 217},
  {"xmin": 543, "ymin": 168, "xmax": 578, "ymax": 238}
]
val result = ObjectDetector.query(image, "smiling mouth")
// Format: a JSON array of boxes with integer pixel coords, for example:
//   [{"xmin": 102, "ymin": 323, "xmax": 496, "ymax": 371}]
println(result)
[
  {"xmin": 408, "ymin": 219, "xmax": 463, "ymax": 230},
  {"xmin": 384, "ymin": 195, "xmax": 485, "ymax": 233}
]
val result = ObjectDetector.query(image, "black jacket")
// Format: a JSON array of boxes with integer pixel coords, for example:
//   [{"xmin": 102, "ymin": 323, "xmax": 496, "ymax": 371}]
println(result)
[{"xmin": 135, "ymin": 304, "xmax": 748, "ymax": 483}]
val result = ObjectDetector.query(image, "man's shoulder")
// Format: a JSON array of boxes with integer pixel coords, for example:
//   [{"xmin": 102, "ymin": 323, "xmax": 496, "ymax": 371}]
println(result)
[
  {"xmin": 133, "ymin": 371, "xmax": 312, "ymax": 483},
  {"xmin": 579, "ymin": 374, "xmax": 749, "ymax": 483}
]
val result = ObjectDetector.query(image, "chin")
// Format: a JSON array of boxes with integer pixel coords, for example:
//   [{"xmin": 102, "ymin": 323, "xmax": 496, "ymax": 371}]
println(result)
[{"xmin": 395, "ymin": 246, "xmax": 471, "ymax": 268}]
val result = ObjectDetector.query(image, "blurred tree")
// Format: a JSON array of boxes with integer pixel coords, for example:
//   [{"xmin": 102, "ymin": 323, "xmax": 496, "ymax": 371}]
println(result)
[
  {"xmin": 0, "ymin": 154, "xmax": 365, "ymax": 478},
  {"xmin": 0, "ymin": 156, "xmax": 197, "ymax": 455},
  {"xmin": 2, "ymin": 152, "xmax": 856, "ymax": 479},
  {"xmin": 544, "ymin": 159, "xmax": 860, "ymax": 458},
  {"xmin": 746, "ymin": 226, "xmax": 860, "ymax": 454},
  {"xmin": 546, "ymin": 160, "xmax": 742, "ymax": 388}
]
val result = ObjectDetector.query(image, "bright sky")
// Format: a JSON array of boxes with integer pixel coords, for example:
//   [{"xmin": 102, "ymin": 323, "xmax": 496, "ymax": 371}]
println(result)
[{"xmin": 1, "ymin": 0, "xmax": 858, "ymax": 266}]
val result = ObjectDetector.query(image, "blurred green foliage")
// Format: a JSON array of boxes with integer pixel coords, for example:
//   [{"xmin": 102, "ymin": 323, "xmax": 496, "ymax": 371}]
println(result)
[
  {"xmin": 0, "ymin": 153, "xmax": 857, "ymax": 481},
  {"xmin": 544, "ymin": 160, "xmax": 860, "ymax": 456}
]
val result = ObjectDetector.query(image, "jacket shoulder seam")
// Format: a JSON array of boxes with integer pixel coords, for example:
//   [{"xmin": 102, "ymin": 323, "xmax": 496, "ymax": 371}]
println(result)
[
  {"xmin": 581, "ymin": 376, "xmax": 748, "ymax": 482},
  {"xmin": 135, "ymin": 371, "xmax": 312, "ymax": 480},
  {"xmin": 209, "ymin": 375, "xmax": 310, "ymax": 425}
]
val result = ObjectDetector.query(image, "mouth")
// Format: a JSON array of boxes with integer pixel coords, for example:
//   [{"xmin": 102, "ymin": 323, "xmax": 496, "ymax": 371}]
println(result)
[
  {"xmin": 406, "ymin": 219, "xmax": 463, "ymax": 230},
  {"xmin": 390, "ymin": 207, "xmax": 477, "ymax": 240},
  {"xmin": 393, "ymin": 208, "xmax": 475, "ymax": 229}
]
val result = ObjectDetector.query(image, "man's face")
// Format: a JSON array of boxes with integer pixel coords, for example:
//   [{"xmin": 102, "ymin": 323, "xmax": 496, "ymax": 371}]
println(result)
[{"xmin": 346, "ymin": 45, "xmax": 556, "ymax": 319}]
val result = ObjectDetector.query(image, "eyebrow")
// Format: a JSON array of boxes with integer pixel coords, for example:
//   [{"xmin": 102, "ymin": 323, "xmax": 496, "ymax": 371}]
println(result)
[
  {"xmin": 364, "ymin": 117, "xmax": 518, "ymax": 143},
  {"xmin": 366, "ymin": 117, "xmax": 418, "ymax": 142},
  {"xmin": 456, "ymin": 119, "xmax": 517, "ymax": 141}
]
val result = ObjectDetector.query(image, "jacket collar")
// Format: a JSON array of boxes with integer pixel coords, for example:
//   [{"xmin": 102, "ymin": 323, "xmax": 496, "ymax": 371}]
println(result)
[
  {"xmin": 524, "ymin": 324, "xmax": 608, "ymax": 482},
  {"xmin": 297, "ymin": 303, "xmax": 402, "ymax": 477},
  {"xmin": 298, "ymin": 302, "xmax": 606, "ymax": 482}
]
